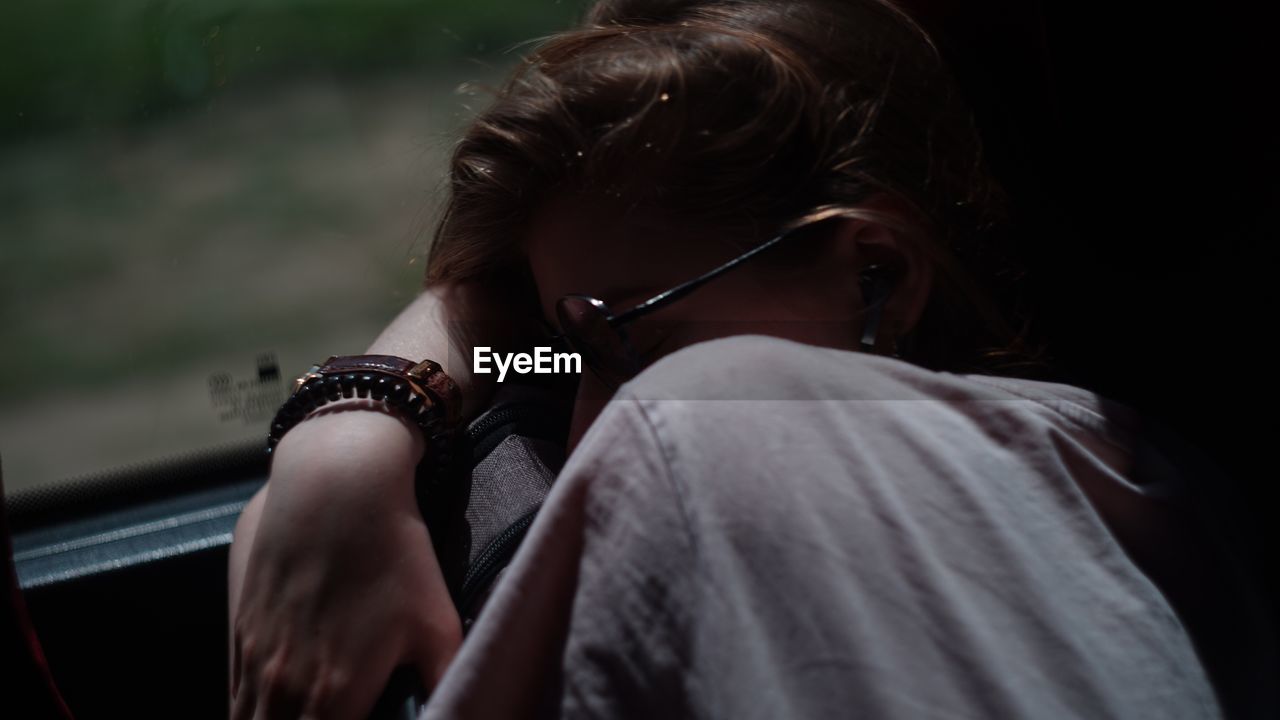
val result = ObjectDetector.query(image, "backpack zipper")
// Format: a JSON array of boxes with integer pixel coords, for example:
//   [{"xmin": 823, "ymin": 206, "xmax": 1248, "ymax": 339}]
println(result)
[
  {"xmin": 465, "ymin": 403, "xmax": 529, "ymax": 443},
  {"xmin": 456, "ymin": 507, "xmax": 540, "ymax": 619},
  {"xmin": 454, "ymin": 398, "xmax": 567, "ymax": 621}
]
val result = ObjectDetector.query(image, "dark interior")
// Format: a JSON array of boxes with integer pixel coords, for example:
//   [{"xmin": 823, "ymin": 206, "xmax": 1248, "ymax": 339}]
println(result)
[{"xmin": 3, "ymin": 2, "xmax": 1274, "ymax": 718}]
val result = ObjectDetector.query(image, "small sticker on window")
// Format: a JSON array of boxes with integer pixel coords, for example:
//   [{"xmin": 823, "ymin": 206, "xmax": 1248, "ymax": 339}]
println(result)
[{"xmin": 209, "ymin": 353, "xmax": 286, "ymax": 424}]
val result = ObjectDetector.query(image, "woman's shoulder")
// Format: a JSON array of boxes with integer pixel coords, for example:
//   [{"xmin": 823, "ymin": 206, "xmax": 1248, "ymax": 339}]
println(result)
[
  {"xmin": 622, "ymin": 333, "xmax": 951, "ymax": 401},
  {"xmin": 624, "ymin": 334, "xmax": 1132, "ymax": 430},
  {"xmin": 616, "ymin": 333, "xmax": 1143, "ymax": 481}
]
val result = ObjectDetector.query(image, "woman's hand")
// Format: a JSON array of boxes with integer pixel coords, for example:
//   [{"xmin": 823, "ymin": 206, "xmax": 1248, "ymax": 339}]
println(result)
[
  {"xmin": 229, "ymin": 407, "xmax": 462, "ymax": 720},
  {"xmin": 226, "ymin": 279, "xmax": 558, "ymax": 718}
]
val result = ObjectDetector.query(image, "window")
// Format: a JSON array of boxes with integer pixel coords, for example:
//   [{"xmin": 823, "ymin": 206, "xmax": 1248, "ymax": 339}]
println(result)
[{"xmin": 0, "ymin": 0, "xmax": 578, "ymax": 495}]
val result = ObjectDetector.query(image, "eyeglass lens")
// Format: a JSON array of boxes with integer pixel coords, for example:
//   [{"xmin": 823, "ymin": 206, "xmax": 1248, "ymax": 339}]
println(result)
[{"xmin": 555, "ymin": 295, "xmax": 639, "ymax": 387}]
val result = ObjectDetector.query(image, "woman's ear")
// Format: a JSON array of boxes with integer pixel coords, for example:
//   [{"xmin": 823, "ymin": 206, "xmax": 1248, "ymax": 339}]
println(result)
[{"xmin": 825, "ymin": 194, "xmax": 935, "ymax": 342}]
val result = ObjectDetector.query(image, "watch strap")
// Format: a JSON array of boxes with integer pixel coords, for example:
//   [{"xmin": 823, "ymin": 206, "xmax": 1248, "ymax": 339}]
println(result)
[
  {"xmin": 300, "ymin": 355, "xmax": 462, "ymax": 428},
  {"xmin": 267, "ymin": 354, "xmax": 462, "ymax": 475}
]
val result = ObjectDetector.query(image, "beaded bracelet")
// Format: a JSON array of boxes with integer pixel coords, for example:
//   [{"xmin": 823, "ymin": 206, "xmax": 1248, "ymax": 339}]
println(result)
[{"xmin": 265, "ymin": 355, "xmax": 460, "ymax": 475}]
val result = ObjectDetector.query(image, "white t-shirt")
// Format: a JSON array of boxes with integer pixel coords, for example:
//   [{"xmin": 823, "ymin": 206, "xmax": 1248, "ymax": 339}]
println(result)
[{"xmin": 420, "ymin": 335, "xmax": 1231, "ymax": 719}]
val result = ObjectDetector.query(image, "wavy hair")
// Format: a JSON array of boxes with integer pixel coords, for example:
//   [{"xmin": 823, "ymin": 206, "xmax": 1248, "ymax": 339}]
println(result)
[{"xmin": 426, "ymin": 0, "xmax": 1049, "ymax": 375}]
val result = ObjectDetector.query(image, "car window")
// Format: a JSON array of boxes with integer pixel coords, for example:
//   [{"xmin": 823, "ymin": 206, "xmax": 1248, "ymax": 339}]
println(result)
[{"xmin": 0, "ymin": 0, "xmax": 578, "ymax": 495}]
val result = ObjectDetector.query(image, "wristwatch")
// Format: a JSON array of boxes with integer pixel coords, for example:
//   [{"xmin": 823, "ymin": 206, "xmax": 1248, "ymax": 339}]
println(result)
[{"xmin": 266, "ymin": 355, "xmax": 462, "ymax": 471}]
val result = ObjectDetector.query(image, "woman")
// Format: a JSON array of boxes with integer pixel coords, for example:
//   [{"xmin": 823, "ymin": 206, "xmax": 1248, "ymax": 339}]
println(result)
[{"xmin": 228, "ymin": 1, "xmax": 1267, "ymax": 718}]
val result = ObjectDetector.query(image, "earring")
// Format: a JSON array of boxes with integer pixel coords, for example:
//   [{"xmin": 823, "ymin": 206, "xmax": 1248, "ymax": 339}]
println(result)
[{"xmin": 858, "ymin": 264, "xmax": 893, "ymax": 354}]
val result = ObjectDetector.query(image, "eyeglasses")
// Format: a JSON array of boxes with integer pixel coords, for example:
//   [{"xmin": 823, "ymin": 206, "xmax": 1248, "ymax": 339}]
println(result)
[{"xmin": 549, "ymin": 223, "xmax": 889, "ymax": 389}]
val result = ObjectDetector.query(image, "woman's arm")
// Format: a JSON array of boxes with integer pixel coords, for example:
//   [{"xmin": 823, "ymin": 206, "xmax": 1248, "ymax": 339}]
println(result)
[
  {"xmin": 227, "ymin": 278, "xmax": 537, "ymax": 720},
  {"xmin": 364, "ymin": 280, "xmax": 510, "ymax": 419}
]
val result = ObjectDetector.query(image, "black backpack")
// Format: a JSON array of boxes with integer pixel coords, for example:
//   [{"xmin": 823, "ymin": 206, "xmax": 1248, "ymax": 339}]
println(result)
[
  {"xmin": 422, "ymin": 382, "xmax": 571, "ymax": 628},
  {"xmin": 371, "ymin": 382, "xmax": 570, "ymax": 718}
]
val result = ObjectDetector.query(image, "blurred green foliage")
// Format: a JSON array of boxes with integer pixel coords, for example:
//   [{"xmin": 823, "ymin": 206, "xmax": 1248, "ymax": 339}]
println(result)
[
  {"xmin": 0, "ymin": 0, "xmax": 583, "ymax": 139},
  {"xmin": 0, "ymin": 0, "xmax": 589, "ymax": 486}
]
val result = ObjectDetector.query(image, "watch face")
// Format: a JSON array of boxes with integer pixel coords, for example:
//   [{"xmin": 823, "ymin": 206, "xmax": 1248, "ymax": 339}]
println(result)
[{"xmin": 317, "ymin": 355, "xmax": 415, "ymax": 376}]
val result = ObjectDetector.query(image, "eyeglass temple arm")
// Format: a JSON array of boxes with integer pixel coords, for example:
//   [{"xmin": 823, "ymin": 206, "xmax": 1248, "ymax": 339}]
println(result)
[{"xmin": 608, "ymin": 229, "xmax": 795, "ymax": 328}]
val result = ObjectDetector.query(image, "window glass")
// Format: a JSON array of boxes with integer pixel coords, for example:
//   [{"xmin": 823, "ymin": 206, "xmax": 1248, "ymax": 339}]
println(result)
[{"xmin": 0, "ymin": 0, "xmax": 577, "ymax": 494}]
